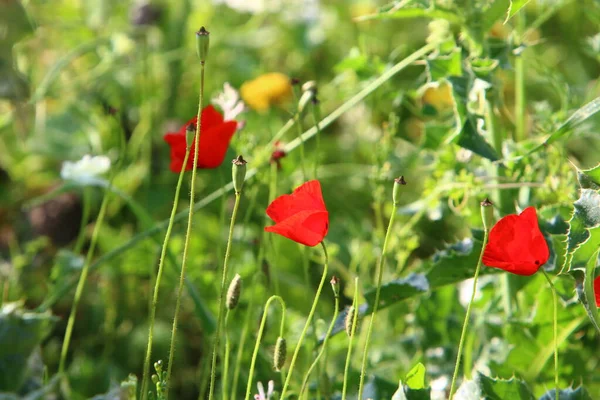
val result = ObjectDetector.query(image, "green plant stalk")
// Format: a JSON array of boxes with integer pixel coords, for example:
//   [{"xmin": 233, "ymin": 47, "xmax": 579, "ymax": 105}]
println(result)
[
  {"xmin": 357, "ymin": 204, "xmax": 397, "ymax": 398},
  {"xmin": 208, "ymin": 192, "xmax": 242, "ymax": 400},
  {"xmin": 299, "ymin": 289, "xmax": 340, "ymax": 397},
  {"xmin": 341, "ymin": 277, "xmax": 359, "ymax": 400},
  {"xmin": 222, "ymin": 310, "xmax": 232, "ymax": 400},
  {"xmin": 542, "ymin": 270, "xmax": 559, "ymax": 400},
  {"xmin": 280, "ymin": 241, "xmax": 329, "ymax": 399},
  {"xmin": 310, "ymin": 102, "xmax": 322, "ymax": 180},
  {"xmin": 514, "ymin": 14, "xmax": 526, "ymax": 142},
  {"xmin": 295, "ymin": 111, "xmax": 307, "ymax": 181},
  {"xmin": 140, "ymin": 148, "xmax": 191, "ymax": 400},
  {"xmin": 40, "ymin": 41, "xmax": 438, "ymax": 311},
  {"xmin": 73, "ymin": 187, "xmax": 91, "ymax": 254},
  {"xmin": 165, "ymin": 61, "xmax": 206, "ymax": 398},
  {"xmin": 244, "ymin": 295, "xmax": 287, "ymax": 400},
  {"xmin": 448, "ymin": 228, "xmax": 490, "ymax": 398}
]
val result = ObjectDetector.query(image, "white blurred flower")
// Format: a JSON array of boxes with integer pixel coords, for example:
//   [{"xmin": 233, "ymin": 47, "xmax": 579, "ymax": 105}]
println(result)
[
  {"xmin": 213, "ymin": 0, "xmax": 320, "ymax": 22},
  {"xmin": 254, "ymin": 380, "xmax": 274, "ymax": 400},
  {"xmin": 61, "ymin": 155, "xmax": 110, "ymax": 183},
  {"xmin": 212, "ymin": 82, "xmax": 246, "ymax": 126},
  {"xmin": 454, "ymin": 379, "xmax": 481, "ymax": 400},
  {"xmin": 430, "ymin": 375, "xmax": 449, "ymax": 400}
]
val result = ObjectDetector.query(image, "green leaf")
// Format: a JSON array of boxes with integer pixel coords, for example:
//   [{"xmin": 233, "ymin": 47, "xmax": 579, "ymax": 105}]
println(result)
[
  {"xmin": 477, "ymin": 373, "xmax": 535, "ymax": 400},
  {"xmin": 565, "ymin": 189, "xmax": 600, "ymax": 271},
  {"xmin": 456, "ymin": 119, "xmax": 500, "ymax": 161},
  {"xmin": 354, "ymin": 4, "xmax": 462, "ymax": 24},
  {"xmin": 392, "ymin": 380, "xmax": 432, "ymax": 400},
  {"xmin": 0, "ymin": 0, "xmax": 34, "ymax": 53},
  {"xmin": 426, "ymin": 49, "xmax": 462, "ymax": 81},
  {"xmin": 572, "ymin": 250, "xmax": 600, "ymax": 334},
  {"xmin": 363, "ymin": 273, "xmax": 430, "ymax": 312},
  {"xmin": 482, "ymin": 0, "xmax": 510, "ymax": 32},
  {"xmin": 0, "ymin": 303, "xmax": 57, "ymax": 392},
  {"xmin": 505, "ymin": 0, "xmax": 532, "ymax": 23},
  {"xmin": 405, "ymin": 363, "xmax": 426, "ymax": 390},
  {"xmin": 538, "ymin": 386, "xmax": 593, "ymax": 400},
  {"xmin": 577, "ymin": 163, "xmax": 600, "ymax": 190}
]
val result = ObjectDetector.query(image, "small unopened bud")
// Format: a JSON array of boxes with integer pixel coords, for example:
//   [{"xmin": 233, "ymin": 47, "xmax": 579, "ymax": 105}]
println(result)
[
  {"xmin": 232, "ymin": 155, "xmax": 248, "ymax": 193},
  {"xmin": 330, "ymin": 276, "xmax": 340, "ymax": 298},
  {"xmin": 273, "ymin": 337, "xmax": 287, "ymax": 371},
  {"xmin": 195, "ymin": 27, "xmax": 210, "ymax": 63},
  {"xmin": 154, "ymin": 360, "xmax": 163, "ymax": 373},
  {"xmin": 186, "ymin": 123, "xmax": 195, "ymax": 148},
  {"xmin": 393, "ymin": 176, "xmax": 407, "ymax": 205},
  {"xmin": 151, "ymin": 374, "xmax": 159, "ymax": 385},
  {"xmin": 226, "ymin": 273, "xmax": 242, "ymax": 310},
  {"xmin": 480, "ymin": 198, "xmax": 494, "ymax": 231},
  {"xmin": 345, "ymin": 306, "xmax": 356, "ymax": 337}
]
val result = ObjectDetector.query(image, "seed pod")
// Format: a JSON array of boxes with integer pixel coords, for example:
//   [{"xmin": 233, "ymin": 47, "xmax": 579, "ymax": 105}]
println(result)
[
  {"xmin": 226, "ymin": 273, "xmax": 242, "ymax": 310},
  {"xmin": 273, "ymin": 337, "xmax": 287, "ymax": 371},
  {"xmin": 393, "ymin": 176, "xmax": 407, "ymax": 205},
  {"xmin": 330, "ymin": 276, "xmax": 340, "ymax": 298},
  {"xmin": 480, "ymin": 198, "xmax": 494, "ymax": 231},
  {"xmin": 232, "ymin": 155, "xmax": 248, "ymax": 193},
  {"xmin": 185, "ymin": 123, "xmax": 195, "ymax": 149},
  {"xmin": 195, "ymin": 27, "xmax": 210, "ymax": 63},
  {"xmin": 345, "ymin": 306, "xmax": 356, "ymax": 337}
]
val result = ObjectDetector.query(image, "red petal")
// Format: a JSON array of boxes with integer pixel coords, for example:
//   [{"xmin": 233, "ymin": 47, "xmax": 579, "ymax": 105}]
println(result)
[
  {"xmin": 185, "ymin": 120, "xmax": 237, "ymax": 169},
  {"xmin": 265, "ymin": 210, "xmax": 328, "ymax": 247},
  {"xmin": 594, "ymin": 276, "xmax": 600, "ymax": 307},
  {"xmin": 202, "ymin": 105, "xmax": 224, "ymax": 129},
  {"xmin": 482, "ymin": 207, "xmax": 549, "ymax": 276},
  {"xmin": 266, "ymin": 180, "xmax": 327, "ymax": 223}
]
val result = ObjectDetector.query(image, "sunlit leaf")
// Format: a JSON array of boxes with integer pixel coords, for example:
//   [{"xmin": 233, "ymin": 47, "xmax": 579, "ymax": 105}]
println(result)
[
  {"xmin": 405, "ymin": 363, "xmax": 426, "ymax": 390},
  {"xmin": 505, "ymin": 0, "xmax": 531, "ymax": 22},
  {"xmin": 538, "ymin": 386, "xmax": 593, "ymax": 400},
  {"xmin": 478, "ymin": 373, "xmax": 535, "ymax": 400}
]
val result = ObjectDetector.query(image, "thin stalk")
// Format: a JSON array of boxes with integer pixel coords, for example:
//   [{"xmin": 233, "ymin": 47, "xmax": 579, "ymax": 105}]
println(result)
[
  {"xmin": 357, "ymin": 204, "xmax": 397, "ymax": 398},
  {"xmin": 310, "ymin": 101, "xmax": 322, "ymax": 180},
  {"xmin": 208, "ymin": 192, "xmax": 242, "ymax": 400},
  {"xmin": 141, "ymin": 148, "xmax": 191, "ymax": 399},
  {"xmin": 222, "ymin": 310, "xmax": 232, "ymax": 400},
  {"xmin": 280, "ymin": 242, "xmax": 329, "ymax": 399},
  {"xmin": 59, "ymin": 119, "xmax": 126, "ymax": 378},
  {"xmin": 542, "ymin": 270, "xmax": 559, "ymax": 400},
  {"xmin": 73, "ymin": 187, "xmax": 91, "ymax": 254},
  {"xmin": 165, "ymin": 61, "xmax": 206, "ymax": 397},
  {"xmin": 514, "ymin": 13, "xmax": 526, "ymax": 142},
  {"xmin": 448, "ymin": 228, "xmax": 490, "ymax": 398},
  {"xmin": 341, "ymin": 277, "xmax": 359, "ymax": 400},
  {"xmin": 244, "ymin": 295, "xmax": 287, "ymax": 400},
  {"xmin": 294, "ymin": 111, "xmax": 307, "ymax": 181},
  {"xmin": 40, "ymin": 41, "xmax": 438, "ymax": 311},
  {"xmin": 299, "ymin": 288, "xmax": 340, "ymax": 397}
]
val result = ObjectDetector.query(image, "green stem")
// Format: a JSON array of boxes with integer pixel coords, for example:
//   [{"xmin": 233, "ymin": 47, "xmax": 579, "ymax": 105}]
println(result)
[
  {"xmin": 244, "ymin": 295, "xmax": 287, "ymax": 400},
  {"xmin": 294, "ymin": 111, "xmax": 307, "ymax": 181},
  {"xmin": 357, "ymin": 204, "xmax": 397, "ymax": 398},
  {"xmin": 39, "ymin": 41, "xmax": 438, "ymax": 312},
  {"xmin": 514, "ymin": 13, "xmax": 526, "ymax": 142},
  {"xmin": 299, "ymin": 288, "xmax": 339, "ymax": 397},
  {"xmin": 341, "ymin": 277, "xmax": 359, "ymax": 400},
  {"xmin": 208, "ymin": 192, "xmax": 242, "ymax": 400},
  {"xmin": 222, "ymin": 310, "xmax": 232, "ymax": 400},
  {"xmin": 73, "ymin": 187, "xmax": 91, "ymax": 254},
  {"xmin": 310, "ymin": 101, "xmax": 322, "ymax": 180},
  {"xmin": 448, "ymin": 228, "xmax": 490, "ymax": 398},
  {"xmin": 280, "ymin": 241, "xmax": 329, "ymax": 399},
  {"xmin": 542, "ymin": 270, "xmax": 559, "ymax": 400},
  {"xmin": 141, "ymin": 148, "xmax": 191, "ymax": 400},
  {"xmin": 165, "ymin": 61, "xmax": 206, "ymax": 398}
]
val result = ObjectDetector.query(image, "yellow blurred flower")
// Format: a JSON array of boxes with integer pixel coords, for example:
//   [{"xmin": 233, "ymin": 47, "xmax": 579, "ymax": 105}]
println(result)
[
  {"xmin": 240, "ymin": 73, "xmax": 293, "ymax": 112},
  {"xmin": 420, "ymin": 81, "xmax": 454, "ymax": 114}
]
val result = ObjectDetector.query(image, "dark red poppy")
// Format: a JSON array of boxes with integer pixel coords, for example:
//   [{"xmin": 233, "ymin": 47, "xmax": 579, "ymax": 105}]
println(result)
[
  {"xmin": 594, "ymin": 276, "xmax": 600, "ymax": 307},
  {"xmin": 482, "ymin": 207, "xmax": 549, "ymax": 276},
  {"xmin": 265, "ymin": 180, "xmax": 329, "ymax": 247},
  {"xmin": 164, "ymin": 105, "xmax": 238, "ymax": 172}
]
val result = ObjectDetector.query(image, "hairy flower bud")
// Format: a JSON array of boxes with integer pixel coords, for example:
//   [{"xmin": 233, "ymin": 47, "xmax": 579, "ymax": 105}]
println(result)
[
  {"xmin": 273, "ymin": 337, "xmax": 287, "ymax": 371},
  {"xmin": 226, "ymin": 273, "xmax": 242, "ymax": 310},
  {"xmin": 345, "ymin": 306, "xmax": 356, "ymax": 337}
]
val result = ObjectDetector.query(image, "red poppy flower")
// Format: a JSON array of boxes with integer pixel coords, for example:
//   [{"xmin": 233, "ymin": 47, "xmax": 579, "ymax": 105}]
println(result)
[
  {"xmin": 594, "ymin": 276, "xmax": 600, "ymax": 307},
  {"xmin": 164, "ymin": 105, "xmax": 238, "ymax": 172},
  {"xmin": 265, "ymin": 180, "xmax": 329, "ymax": 247},
  {"xmin": 270, "ymin": 141, "xmax": 287, "ymax": 169},
  {"xmin": 482, "ymin": 207, "xmax": 549, "ymax": 276}
]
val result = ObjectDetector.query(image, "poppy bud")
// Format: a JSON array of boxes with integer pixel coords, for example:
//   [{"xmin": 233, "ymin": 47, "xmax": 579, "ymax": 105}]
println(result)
[
  {"xmin": 345, "ymin": 306, "xmax": 356, "ymax": 337},
  {"xmin": 185, "ymin": 123, "xmax": 195, "ymax": 149},
  {"xmin": 480, "ymin": 198, "xmax": 494, "ymax": 231},
  {"xmin": 330, "ymin": 276, "xmax": 340, "ymax": 298},
  {"xmin": 195, "ymin": 27, "xmax": 210, "ymax": 63},
  {"xmin": 226, "ymin": 273, "xmax": 242, "ymax": 310},
  {"xmin": 232, "ymin": 155, "xmax": 248, "ymax": 193},
  {"xmin": 273, "ymin": 336, "xmax": 287, "ymax": 371},
  {"xmin": 393, "ymin": 176, "xmax": 407, "ymax": 205}
]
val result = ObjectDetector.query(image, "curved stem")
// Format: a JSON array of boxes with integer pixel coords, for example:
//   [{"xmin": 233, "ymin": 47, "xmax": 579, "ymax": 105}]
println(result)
[
  {"xmin": 165, "ymin": 61, "xmax": 206, "ymax": 398},
  {"xmin": 208, "ymin": 192, "xmax": 242, "ymax": 399},
  {"xmin": 280, "ymin": 241, "xmax": 329, "ymax": 399},
  {"xmin": 141, "ymin": 148, "xmax": 191, "ymax": 400},
  {"xmin": 542, "ymin": 270, "xmax": 559, "ymax": 400},
  {"xmin": 299, "ymin": 288, "xmax": 339, "ymax": 397},
  {"xmin": 448, "ymin": 228, "xmax": 490, "ymax": 398},
  {"xmin": 341, "ymin": 277, "xmax": 359, "ymax": 400},
  {"xmin": 222, "ymin": 309, "xmax": 232, "ymax": 400},
  {"xmin": 244, "ymin": 295, "xmax": 287, "ymax": 400},
  {"xmin": 357, "ymin": 204, "xmax": 397, "ymax": 398}
]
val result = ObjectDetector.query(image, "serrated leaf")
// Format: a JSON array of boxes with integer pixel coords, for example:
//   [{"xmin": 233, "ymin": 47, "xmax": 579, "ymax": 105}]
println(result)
[
  {"xmin": 572, "ymin": 250, "xmax": 600, "ymax": 334},
  {"xmin": 364, "ymin": 273, "xmax": 430, "ymax": 312},
  {"xmin": 482, "ymin": 0, "xmax": 510, "ymax": 32},
  {"xmin": 477, "ymin": 373, "xmax": 535, "ymax": 400},
  {"xmin": 565, "ymin": 189, "xmax": 600, "ymax": 271},
  {"xmin": 577, "ymin": 164, "xmax": 600, "ymax": 190},
  {"xmin": 0, "ymin": 304, "xmax": 57, "ymax": 392},
  {"xmin": 538, "ymin": 386, "xmax": 593, "ymax": 400},
  {"xmin": 456, "ymin": 119, "xmax": 500, "ymax": 161},
  {"xmin": 426, "ymin": 49, "xmax": 462, "ymax": 81},
  {"xmin": 405, "ymin": 363, "xmax": 426, "ymax": 390},
  {"xmin": 505, "ymin": 0, "xmax": 531, "ymax": 22}
]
